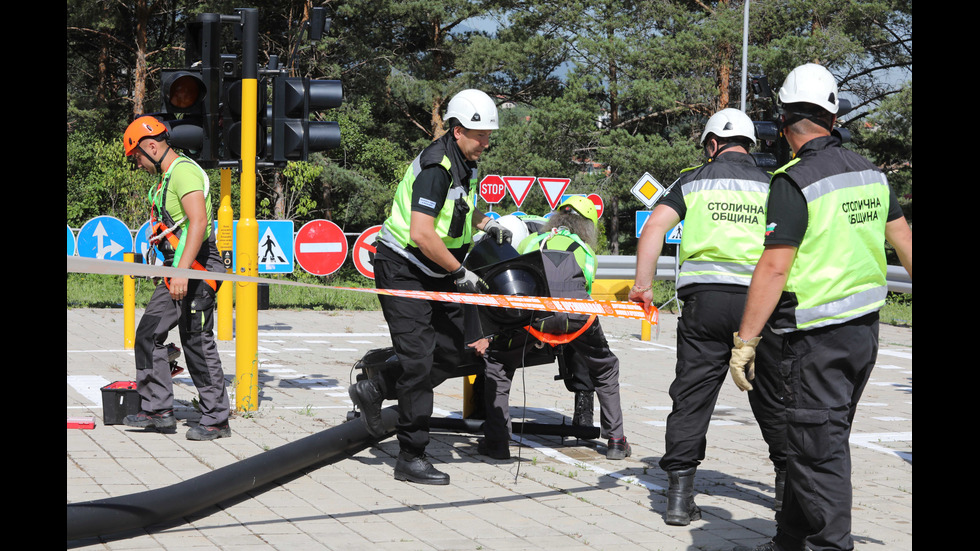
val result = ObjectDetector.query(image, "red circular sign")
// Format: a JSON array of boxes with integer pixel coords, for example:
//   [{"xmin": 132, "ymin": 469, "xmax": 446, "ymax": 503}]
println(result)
[
  {"xmin": 479, "ymin": 175, "xmax": 507, "ymax": 204},
  {"xmin": 587, "ymin": 193, "xmax": 604, "ymax": 218},
  {"xmin": 294, "ymin": 219, "xmax": 349, "ymax": 276},
  {"xmin": 352, "ymin": 225, "xmax": 382, "ymax": 279}
]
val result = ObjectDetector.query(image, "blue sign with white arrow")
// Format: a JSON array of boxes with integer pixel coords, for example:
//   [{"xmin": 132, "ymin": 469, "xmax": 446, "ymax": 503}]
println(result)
[{"xmin": 76, "ymin": 216, "xmax": 133, "ymax": 261}]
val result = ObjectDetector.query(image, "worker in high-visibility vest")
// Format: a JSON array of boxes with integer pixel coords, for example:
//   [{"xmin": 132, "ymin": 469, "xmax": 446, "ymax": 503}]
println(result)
[
  {"xmin": 730, "ymin": 63, "xmax": 912, "ymax": 551},
  {"xmin": 349, "ymin": 89, "xmax": 509, "ymax": 486},
  {"xmin": 631, "ymin": 107, "xmax": 786, "ymax": 526}
]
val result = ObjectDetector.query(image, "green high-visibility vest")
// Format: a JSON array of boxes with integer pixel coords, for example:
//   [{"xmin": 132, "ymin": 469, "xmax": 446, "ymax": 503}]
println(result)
[
  {"xmin": 379, "ymin": 152, "xmax": 477, "ymax": 276},
  {"xmin": 675, "ymin": 164, "xmax": 770, "ymax": 290},
  {"xmin": 775, "ymin": 159, "xmax": 891, "ymax": 332}
]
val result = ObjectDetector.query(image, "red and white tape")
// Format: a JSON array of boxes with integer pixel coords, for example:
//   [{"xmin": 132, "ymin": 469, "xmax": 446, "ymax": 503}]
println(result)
[{"xmin": 67, "ymin": 256, "xmax": 658, "ymax": 325}]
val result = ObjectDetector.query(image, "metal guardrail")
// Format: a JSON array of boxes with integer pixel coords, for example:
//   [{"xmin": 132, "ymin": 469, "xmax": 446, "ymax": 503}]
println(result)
[{"xmin": 595, "ymin": 255, "xmax": 912, "ymax": 294}]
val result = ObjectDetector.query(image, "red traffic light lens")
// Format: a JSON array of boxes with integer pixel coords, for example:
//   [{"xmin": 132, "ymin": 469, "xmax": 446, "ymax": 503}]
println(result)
[{"xmin": 169, "ymin": 75, "xmax": 203, "ymax": 110}]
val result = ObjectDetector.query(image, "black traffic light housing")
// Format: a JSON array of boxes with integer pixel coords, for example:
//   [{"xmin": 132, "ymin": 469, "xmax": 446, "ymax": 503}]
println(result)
[
  {"xmin": 219, "ymin": 52, "xmax": 270, "ymax": 161},
  {"xmin": 270, "ymin": 76, "xmax": 343, "ymax": 164},
  {"xmin": 158, "ymin": 16, "xmax": 222, "ymax": 167}
]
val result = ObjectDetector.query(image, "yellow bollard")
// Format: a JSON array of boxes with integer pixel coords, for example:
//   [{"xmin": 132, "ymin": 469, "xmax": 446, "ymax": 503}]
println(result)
[
  {"xmin": 462, "ymin": 374, "xmax": 478, "ymax": 418},
  {"xmin": 124, "ymin": 252, "xmax": 136, "ymax": 349},
  {"xmin": 641, "ymin": 319, "xmax": 652, "ymax": 341}
]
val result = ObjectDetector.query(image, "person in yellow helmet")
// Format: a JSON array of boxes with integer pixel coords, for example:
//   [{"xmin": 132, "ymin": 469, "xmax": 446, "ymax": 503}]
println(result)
[
  {"xmin": 478, "ymin": 196, "xmax": 631, "ymax": 461},
  {"xmin": 122, "ymin": 115, "xmax": 231, "ymax": 442}
]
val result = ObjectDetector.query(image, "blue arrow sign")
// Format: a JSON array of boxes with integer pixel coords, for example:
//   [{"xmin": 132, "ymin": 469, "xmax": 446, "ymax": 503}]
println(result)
[{"xmin": 76, "ymin": 216, "xmax": 133, "ymax": 261}]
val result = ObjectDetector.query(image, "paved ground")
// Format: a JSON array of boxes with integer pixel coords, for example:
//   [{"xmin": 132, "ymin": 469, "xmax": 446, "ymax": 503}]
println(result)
[{"xmin": 67, "ymin": 306, "xmax": 912, "ymax": 550}]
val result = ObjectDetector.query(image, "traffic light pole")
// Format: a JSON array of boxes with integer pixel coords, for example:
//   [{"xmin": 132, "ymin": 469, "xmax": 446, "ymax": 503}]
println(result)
[
  {"xmin": 234, "ymin": 8, "xmax": 260, "ymax": 412},
  {"xmin": 217, "ymin": 168, "xmax": 234, "ymax": 341}
]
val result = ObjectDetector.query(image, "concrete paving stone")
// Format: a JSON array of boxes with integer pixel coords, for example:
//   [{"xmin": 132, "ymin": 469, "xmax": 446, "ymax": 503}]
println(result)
[{"xmin": 68, "ymin": 308, "xmax": 911, "ymax": 550}]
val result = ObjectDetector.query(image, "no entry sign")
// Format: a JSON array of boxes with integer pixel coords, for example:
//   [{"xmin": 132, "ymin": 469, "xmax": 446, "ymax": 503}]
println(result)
[{"xmin": 294, "ymin": 219, "xmax": 349, "ymax": 276}]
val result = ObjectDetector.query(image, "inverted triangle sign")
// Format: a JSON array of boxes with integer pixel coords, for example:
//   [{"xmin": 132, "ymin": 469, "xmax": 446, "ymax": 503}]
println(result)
[
  {"xmin": 502, "ymin": 176, "xmax": 536, "ymax": 207},
  {"xmin": 538, "ymin": 177, "xmax": 571, "ymax": 209}
]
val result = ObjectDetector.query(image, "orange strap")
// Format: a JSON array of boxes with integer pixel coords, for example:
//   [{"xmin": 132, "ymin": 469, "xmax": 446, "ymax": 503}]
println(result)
[
  {"xmin": 151, "ymin": 222, "xmax": 217, "ymax": 292},
  {"xmin": 524, "ymin": 314, "xmax": 597, "ymax": 345}
]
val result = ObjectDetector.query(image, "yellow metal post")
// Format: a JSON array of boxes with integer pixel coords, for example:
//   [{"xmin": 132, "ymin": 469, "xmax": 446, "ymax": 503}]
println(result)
[
  {"xmin": 641, "ymin": 319, "xmax": 652, "ymax": 341},
  {"xmin": 216, "ymin": 168, "xmax": 234, "ymax": 341},
  {"xmin": 235, "ymin": 9, "xmax": 260, "ymax": 412},
  {"xmin": 463, "ymin": 375, "xmax": 478, "ymax": 418},
  {"xmin": 124, "ymin": 252, "xmax": 136, "ymax": 349}
]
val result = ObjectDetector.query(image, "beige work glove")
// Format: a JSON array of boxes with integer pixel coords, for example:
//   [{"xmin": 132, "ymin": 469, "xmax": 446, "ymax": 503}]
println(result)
[{"xmin": 730, "ymin": 332, "xmax": 762, "ymax": 392}]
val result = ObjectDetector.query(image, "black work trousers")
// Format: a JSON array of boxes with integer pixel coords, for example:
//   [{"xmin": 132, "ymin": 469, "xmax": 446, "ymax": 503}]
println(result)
[
  {"xmin": 773, "ymin": 313, "xmax": 878, "ymax": 551},
  {"xmin": 659, "ymin": 289, "xmax": 785, "ymax": 472},
  {"xmin": 375, "ymin": 254, "xmax": 468, "ymax": 457}
]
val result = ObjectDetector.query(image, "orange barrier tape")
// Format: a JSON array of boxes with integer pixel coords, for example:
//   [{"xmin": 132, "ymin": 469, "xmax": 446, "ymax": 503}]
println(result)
[{"xmin": 67, "ymin": 255, "xmax": 658, "ymax": 325}]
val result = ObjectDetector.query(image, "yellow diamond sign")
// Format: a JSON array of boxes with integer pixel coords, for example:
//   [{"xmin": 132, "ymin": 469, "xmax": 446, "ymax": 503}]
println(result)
[{"xmin": 631, "ymin": 172, "xmax": 665, "ymax": 208}]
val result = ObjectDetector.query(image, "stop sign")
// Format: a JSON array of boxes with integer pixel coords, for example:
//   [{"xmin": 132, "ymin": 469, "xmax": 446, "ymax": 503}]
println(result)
[{"xmin": 479, "ymin": 175, "xmax": 507, "ymax": 204}]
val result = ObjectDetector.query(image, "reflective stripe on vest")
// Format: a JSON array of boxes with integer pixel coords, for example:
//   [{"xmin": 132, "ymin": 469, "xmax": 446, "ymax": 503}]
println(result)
[{"xmin": 775, "ymin": 165, "xmax": 890, "ymax": 332}]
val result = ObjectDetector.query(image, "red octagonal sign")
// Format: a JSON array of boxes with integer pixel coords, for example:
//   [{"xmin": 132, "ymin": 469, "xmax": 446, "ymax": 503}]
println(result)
[
  {"xmin": 294, "ymin": 219, "xmax": 349, "ymax": 276},
  {"xmin": 479, "ymin": 174, "xmax": 507, "ymax": 204}
]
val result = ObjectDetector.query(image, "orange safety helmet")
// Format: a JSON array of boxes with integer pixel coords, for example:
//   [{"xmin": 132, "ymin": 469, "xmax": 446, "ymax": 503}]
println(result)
[{"xmin": 123, "ymin": 116, "xmax": 169, "ymax": 156}]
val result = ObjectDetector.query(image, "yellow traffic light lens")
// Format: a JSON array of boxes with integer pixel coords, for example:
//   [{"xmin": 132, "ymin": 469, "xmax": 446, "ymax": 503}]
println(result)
[{"xmin": 169, "ymin": 75, "xmax": 202, "ymax": 109}]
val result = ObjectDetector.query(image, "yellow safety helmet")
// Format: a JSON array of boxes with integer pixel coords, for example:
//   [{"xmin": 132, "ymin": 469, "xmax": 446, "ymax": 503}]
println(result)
[{"xmin": 556, "ymin": 195, "xmax": 598, "ymax": 227}]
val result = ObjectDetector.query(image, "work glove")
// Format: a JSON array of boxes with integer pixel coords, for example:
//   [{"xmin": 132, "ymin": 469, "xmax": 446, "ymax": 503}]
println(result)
[
  {"xmin": 482, "ymin": 220, "xmax": 513, "ymax": 245},
  {"xmin": 451, "ymin": 266, "xmax": 489, "ymax": 294},
  {"xmin": 729, "ymin": 332, "xmax": 761, "ymax": 392}
]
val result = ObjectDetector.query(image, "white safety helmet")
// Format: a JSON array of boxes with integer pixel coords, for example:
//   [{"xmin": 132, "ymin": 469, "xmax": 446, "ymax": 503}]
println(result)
[
  {"xmin": 699, "ymin": 108, "xmax": 757, "ymax": 145},
  {"xmin": 778, "ymin": 63, "xmax": 839, "ymax": 115},
  {"xmin": 445, "ymin": 89, "xmax": 499, "ymax": 130},
  {"xmin": 490, "ymin": 214, "xmax": 530, "ymax": 245}
]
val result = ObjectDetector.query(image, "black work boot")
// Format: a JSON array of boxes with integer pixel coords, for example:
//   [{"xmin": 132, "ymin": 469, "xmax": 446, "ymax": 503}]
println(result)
[
  {"xmin": 124, "ymin": 409, "xmax": 177, "ymax": 432},
  {"xmin": 572, "ymin": 391, "xmax": 594, "ymax": 427},
  {"xmin": 394, "ymin": 452, "xmax": 450, "ymax": 485},
  {"xmin": 348, "ymin": 378, "xmax": 386, "ymax": 438},
  {"xmin": 733, "ymin": 540, "xmax": 805, "ymax": 551},
  {"xmin": 665, "ymin": 467, "xmax": 701, "ymax": 526},
  {"xmin": 774, "ymin": 468, "xmax": 787, "ymax": 511}
]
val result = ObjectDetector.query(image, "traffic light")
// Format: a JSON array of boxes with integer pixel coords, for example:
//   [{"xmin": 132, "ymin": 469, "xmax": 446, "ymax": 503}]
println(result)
[
  {"xmin": 158, "ymin": 16, "xmax": 222, "ymax": 166},
  {"xmin": 270, "ymin": 76, "xmax": 343, "ymax": 164},
  {"xmin": 160, "ymin": 68, "xmax": 221, "ymax": 164},
  {"xmin": 220, "ymin": 62, "xmax": 269, "ymax": 161}
]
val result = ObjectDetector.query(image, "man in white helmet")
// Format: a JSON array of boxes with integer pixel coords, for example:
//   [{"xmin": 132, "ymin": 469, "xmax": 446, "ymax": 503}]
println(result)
[
  {"xmin": 730, "ymin": 64, "xmax": 912, "ymax": 551},
  {"xmin": 630, "ymin": 107, "xmax": 786, "ymax": 526},
  {"xmin": 350, "ymin": 89, "xmax": 512, "ymax": 486}
]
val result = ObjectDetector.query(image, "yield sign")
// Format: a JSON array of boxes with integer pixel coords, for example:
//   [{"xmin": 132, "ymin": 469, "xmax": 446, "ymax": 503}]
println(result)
[
  {"xmin": 479, "ymin": 175, "xmax": 507, "ymax": 204},
  {"xmin": 294, "ymin": 219, "xmax": 348, "ymax": 276},
  {"xmin": 538, "ymin": 177, "xmax": 570, "ymax": 209},
  {"xmin": 502, "ymin": 176, "xmax": 536, "ymax": 207},
  {"xmin": 352, "ymin": 225, "xmax": 381, "ymax": 279}
]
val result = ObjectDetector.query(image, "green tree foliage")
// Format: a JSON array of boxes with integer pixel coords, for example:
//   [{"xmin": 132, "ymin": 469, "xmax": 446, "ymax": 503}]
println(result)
[{"xmin": 67, "ymin": 0, "xmax": 911, "ymax": 251}]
